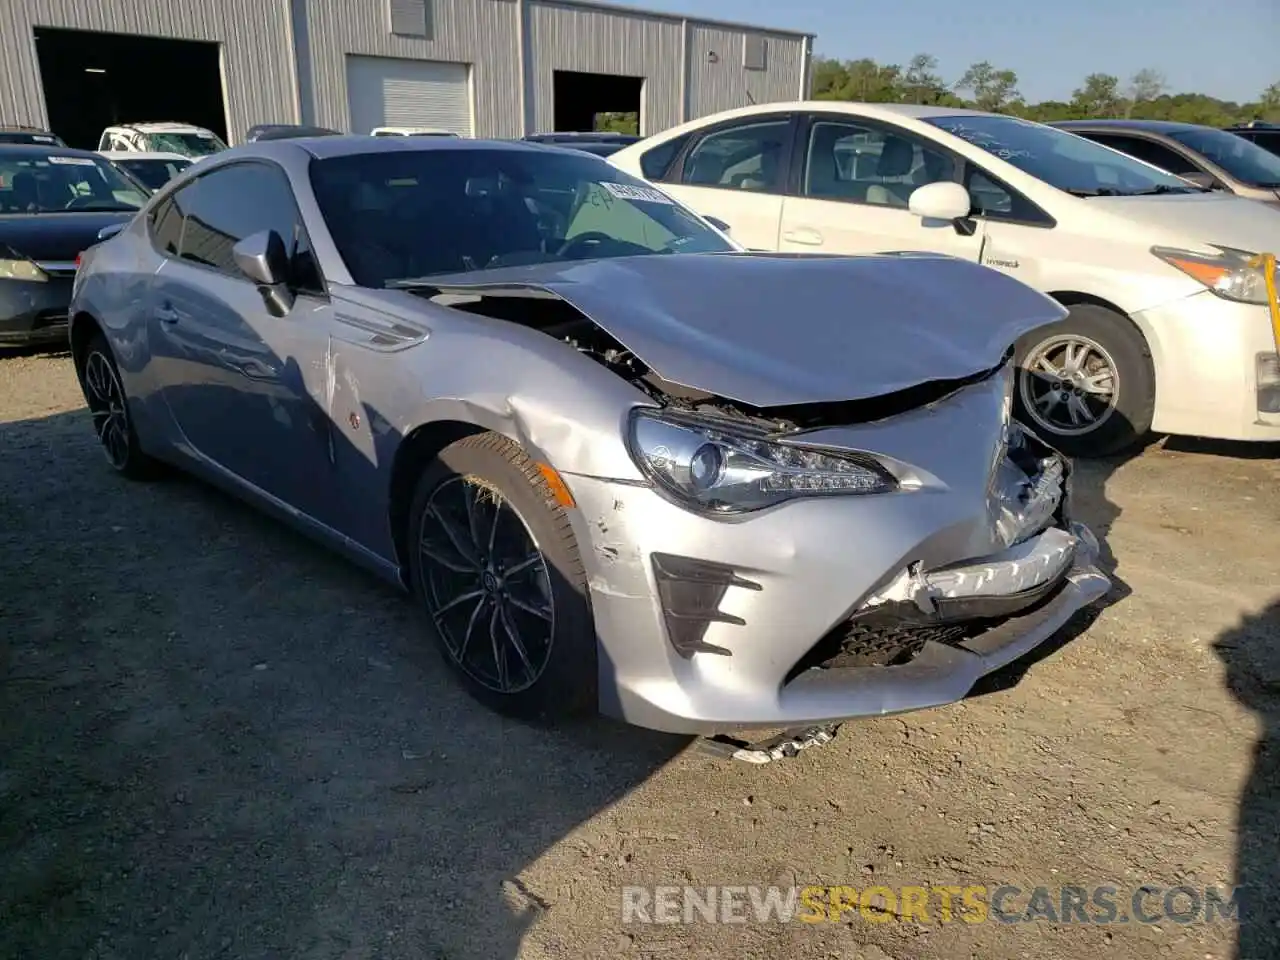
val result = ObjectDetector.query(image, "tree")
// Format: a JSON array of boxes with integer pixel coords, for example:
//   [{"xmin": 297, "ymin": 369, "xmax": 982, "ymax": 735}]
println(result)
[
  {"xmin": 1126, "ymin": 68, "xmax": 1166, "ymax": 116},
  {"xmin": 955, "ymin": 61, "xmax": 1020, "ymax": 113},
  {"xmin": 1071, "ymin": 73, "xmax": 1123, "ymax": 118},
  {"xmin": 805, "ymin": 52, "xmax": 1267, "ymax": 128},
  {"xmin": 1260, "ymin": 81, "xmax": 1280, "ymax": 121},
  {"xmin": 903, "ymin": 53, "xmax": 944, "ymax": 104}
]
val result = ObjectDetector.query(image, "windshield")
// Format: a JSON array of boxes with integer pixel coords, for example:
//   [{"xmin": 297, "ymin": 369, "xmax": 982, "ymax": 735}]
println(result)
[
  {"xmin": 1167, "ymin": 127, "xmax": 1280, "ymax": 187},
  {"xmin": 310, "ymin": 147, "xmax": 735, "ymax": 286},
  {"xmin": 0, "ymin": 150, "xmax": 148, "ymax": 213},
  {"xmin": 924, "ymin": 114, "xmax": 1202, "ymax": 197},
  {"xmin": 141, "ymin": 131, "xmax": 227, "ymax": 156},
  {"xmin": 115, "ymin": 156, "xmax": 192, "ymax": 190}
]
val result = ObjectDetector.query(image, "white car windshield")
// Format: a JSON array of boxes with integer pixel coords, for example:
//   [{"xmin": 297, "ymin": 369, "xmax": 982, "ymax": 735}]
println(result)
[
  {"xmin": 141, "ymin": 131, "xmax": 227, "ymax": 156},
  {"xmin": 925, "ymin": 115, "xmax": 1205, "ymax": 197},
  {"xmin": 311, "ymin": 147, "xmax": 735, "ymax": 286},
  {"xmin": 0, "ymin": 149, "xmax": 148, "ymax": 213}
]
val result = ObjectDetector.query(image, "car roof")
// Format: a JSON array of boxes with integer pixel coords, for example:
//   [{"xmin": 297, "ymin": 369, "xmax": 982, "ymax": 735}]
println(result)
[
  {"xmin": 110, "ymin": 122, "xmax": 212, "ymax": 133},
  {"xmin": 99, "ymin": 150, "xmax": 191, "ymax": 161},
  {"xmin": 1053, "ymin": 119, "xmax": 1214, "ymax": 135},
  {"xmin": 251, "ymin": 134, "xmax": 567, "ymax": 160},
  {"xmin": 0, "ymin": 143, "xmax": 106, "ymax": 159},
  {"xmin": 524, "ymin": 131, "xmax": 639, "ymax": 141}
]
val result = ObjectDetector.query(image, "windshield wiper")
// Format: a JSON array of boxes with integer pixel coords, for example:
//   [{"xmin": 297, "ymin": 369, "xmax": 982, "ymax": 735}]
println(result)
[
  {"xmin": 1124, "ymin": 184, "xmax": 1203, "ymax": 196},
  {"xmin": 1064, "ymin": 187, "xmax": 1125, "ymax": 197}
]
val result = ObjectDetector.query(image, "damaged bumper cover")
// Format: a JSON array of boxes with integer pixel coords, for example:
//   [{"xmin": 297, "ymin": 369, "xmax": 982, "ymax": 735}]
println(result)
[{"xmin": 567, "ymin": 373, "xmax": 1110, "ymax": 734}]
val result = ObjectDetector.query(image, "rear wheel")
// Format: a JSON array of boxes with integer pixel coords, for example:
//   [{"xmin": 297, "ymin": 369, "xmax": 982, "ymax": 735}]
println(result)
[
  {"xmin": 406, "ymin": 432, "xmax": 597, "ymax": 721},
  {"xmin": 1014, "ymin": 304, "xmax": 1155, "ymax": 458},
  {"xmin": 76, "ymin": 333, "xmax": 160, "ymax": 479}
]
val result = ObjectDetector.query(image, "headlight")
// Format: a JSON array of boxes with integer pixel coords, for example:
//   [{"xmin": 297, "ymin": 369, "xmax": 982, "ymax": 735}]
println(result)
[
  {"xmin": 1152, "ymin": 244, "xmax": 1274, "ymax": 305},
  {"xmin": 627, "ymin": 409, "xmax": 898, "ymax": 514},
  {"xmin": 0, "ymin": 252, "xmax": 48, "ymax": 283}
]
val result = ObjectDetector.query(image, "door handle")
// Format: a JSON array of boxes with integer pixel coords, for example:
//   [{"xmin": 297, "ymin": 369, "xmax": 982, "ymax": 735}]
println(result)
[
  {"xmin": 156, "ymin": 304, "xmax": 179, "ymax": 324},
  {"xmin": 782, "ymin": 228, "xmax": 824, "ymax": 247}
]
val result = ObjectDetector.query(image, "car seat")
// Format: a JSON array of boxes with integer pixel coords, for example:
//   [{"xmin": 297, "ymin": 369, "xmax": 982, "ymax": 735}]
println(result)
[{"xmin": 864, "ymin": 137, "xmax": 917, "ymax": 207}]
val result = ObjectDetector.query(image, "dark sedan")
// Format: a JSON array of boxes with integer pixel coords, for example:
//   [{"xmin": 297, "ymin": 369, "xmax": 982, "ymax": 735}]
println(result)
[
  {"xmin": 0, "ymin": 145, "xmax": 146, "ymax": 346},
  {"xmin": 1053, "ymin": 119, "xmax": 1280, "ymax": 204},
  {"xmin": 522, "ymin": 131, "xmax": 641, "ymax": 157},
  {"xmin": 246, "ymin": 123, "xmax": 341, "ymax": 142}
]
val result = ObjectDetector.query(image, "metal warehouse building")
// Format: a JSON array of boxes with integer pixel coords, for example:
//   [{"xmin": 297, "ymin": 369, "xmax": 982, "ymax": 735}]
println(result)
[{"xmin": 0, "ymin": 0, "xmax": 814, "ymax": 148}]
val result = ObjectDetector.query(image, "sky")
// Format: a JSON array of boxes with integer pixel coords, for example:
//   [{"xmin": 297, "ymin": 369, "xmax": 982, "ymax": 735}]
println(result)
[{"xmin": 610, "ymin": 0, "xmax": 1278, "ymax": 105}]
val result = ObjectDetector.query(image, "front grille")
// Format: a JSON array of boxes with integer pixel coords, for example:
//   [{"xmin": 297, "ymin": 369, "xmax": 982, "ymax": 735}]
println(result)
[
  {"xmin": 803, "ymin": 619, "xmax": 980, "ymax": 672},
  {"xmin": 789, "ymin": 578, "xmax": 1069, "ymax": 678}
]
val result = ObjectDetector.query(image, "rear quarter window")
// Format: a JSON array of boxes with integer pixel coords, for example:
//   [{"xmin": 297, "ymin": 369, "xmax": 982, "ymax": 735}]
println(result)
[{"xmin": 639, "ymin": 133, "xmax": 692, "ymax": 181}]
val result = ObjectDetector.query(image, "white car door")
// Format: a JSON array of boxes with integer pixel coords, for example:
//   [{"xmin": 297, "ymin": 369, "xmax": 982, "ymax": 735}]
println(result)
[
  {"xmin": 652, "ymin": 113, "xmax": 796, "ymax": 252},
  {"xmin": 779, "ymin": 114, "xmax": 985, "ymax": 260}
]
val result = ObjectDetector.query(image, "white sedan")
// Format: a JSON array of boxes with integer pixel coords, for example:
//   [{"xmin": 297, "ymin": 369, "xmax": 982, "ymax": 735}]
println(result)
[{"xmin": 610, "ymin": 103, "xmax": 1280, "ymax": 457}]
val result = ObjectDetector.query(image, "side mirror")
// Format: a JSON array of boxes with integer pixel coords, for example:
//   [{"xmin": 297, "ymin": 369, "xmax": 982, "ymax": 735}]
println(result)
[
  {"xmin": 909, "ymin": 181, "xmax": 973, "ymax": 222},
  {"xmin": 704, "ymin": 215, "xmax": 731, "ymax": 233},
  {"xmin": 232, "ymin": 229, "xmax": 295, "ymax": 316}
]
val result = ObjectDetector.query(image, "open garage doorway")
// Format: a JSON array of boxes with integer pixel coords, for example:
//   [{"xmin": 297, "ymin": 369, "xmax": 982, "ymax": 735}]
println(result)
[
  {"xmin": 34, "ymin": 28, "xmax": 227, "ymax": 149},
  {"xmin": 552, "ymin": 71, "xmax": 642, "ymax": 134}
]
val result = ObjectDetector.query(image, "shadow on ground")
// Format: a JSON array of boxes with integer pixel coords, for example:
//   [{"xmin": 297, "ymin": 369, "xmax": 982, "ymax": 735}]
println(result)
[
  {"xmin": 1215, "ymin": 600, "xmax": 1280, "ymax": 960},
  {"xmin": 0, "ymin": 407, "xmax": 686, "ymax": 960}
]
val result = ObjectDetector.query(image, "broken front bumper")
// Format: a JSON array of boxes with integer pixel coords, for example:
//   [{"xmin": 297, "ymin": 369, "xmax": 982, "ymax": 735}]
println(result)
[{"xmin": 568, "ymin": 465, "xmax": 1110, "ymax": 736}]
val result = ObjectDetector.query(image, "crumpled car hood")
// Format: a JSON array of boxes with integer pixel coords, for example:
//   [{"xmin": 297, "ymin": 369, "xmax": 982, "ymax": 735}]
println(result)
[{"xmin": 413, "ymin": 252, "xmax": 1067, "ymax": 407}]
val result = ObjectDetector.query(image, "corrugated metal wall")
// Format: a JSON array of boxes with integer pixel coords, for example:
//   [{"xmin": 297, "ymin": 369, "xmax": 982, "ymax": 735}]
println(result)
[
  {"xmin": 687, "ymin": 24, "xmax": 809, "ymax": 120},
  {"xmin": 0, "ymin": 0, "xmax": 297, "ymax": 142},
  {"xmin": 0, "ymin": 0, "xmax": 812, "ymax": 144},
  {"xmin": 525, "ymin": 1, "xmax": 684, "ymax": 135},
  {"xmin": 301, "ymin": 0, "xmax": 522, "ymax": 138}
]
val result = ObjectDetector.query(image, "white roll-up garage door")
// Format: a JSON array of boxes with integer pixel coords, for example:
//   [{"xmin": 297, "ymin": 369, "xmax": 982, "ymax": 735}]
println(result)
[{"xmin": 346, "ymin": 55, "xmax": 473, "ymax": 136}]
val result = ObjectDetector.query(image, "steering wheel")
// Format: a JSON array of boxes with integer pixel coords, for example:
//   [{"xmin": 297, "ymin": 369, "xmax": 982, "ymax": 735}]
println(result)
[
  {"xmin": 556, "ymin": 232, "xmax": 614, "ymax": 259},
  {"xmin": 64, "ymin": 195, "xmax": 103, "ymax": 210}
]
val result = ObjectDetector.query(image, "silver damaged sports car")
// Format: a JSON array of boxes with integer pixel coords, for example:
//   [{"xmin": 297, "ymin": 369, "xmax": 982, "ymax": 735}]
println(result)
[{"xmin": 69, "ymin": 136, "xmax": 1110, "ymax": 737}]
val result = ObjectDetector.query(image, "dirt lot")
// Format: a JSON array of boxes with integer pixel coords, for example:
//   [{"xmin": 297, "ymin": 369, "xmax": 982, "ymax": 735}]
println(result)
[{"xmin": 2, "ymin": 348, "xmax": 1279, "ymax": 960}]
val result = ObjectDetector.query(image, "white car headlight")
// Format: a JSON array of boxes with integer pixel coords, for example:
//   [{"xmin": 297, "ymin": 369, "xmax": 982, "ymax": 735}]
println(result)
[
  {"xmin": 1152, "ymin": 244, "xmax": 1275, "ymax": 305},
  {"xmin": 628, "ymin": 409, "xmax": 898, "ymax": 514}
]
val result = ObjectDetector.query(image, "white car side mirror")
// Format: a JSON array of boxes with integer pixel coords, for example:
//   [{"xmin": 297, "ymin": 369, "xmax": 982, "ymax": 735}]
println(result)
[{"xmin": 908, "ymin": 181, "xmax": 973, "ymax": 222}]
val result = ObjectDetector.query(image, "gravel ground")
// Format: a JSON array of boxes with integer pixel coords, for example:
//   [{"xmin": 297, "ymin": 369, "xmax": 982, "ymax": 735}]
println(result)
[{"xmin": 2, "ymin": 347, "xmax": 1279, "ymax": 960}]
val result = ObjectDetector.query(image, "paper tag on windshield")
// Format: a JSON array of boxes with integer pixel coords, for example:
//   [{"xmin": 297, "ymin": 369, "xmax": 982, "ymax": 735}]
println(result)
[
  {"xmin": 600, "ymin": 182, "xmax": 674, "ymax": 204},
  {"xmin": 47, "ymin": 156, "xmax": 97, "ymax": 166},
  {"xmin": 197, "ymin": 131, "xmax": 213, "ymax": 138}
]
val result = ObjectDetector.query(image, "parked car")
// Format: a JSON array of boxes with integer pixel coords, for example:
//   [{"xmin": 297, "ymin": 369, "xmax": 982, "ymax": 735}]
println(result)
[
  {"xmin": 68, "ymin": 135, "xmax": 1108, "ymax": 736},
  {"xmin": 99, "ymin": 150, "xmax": 192, "ymax": 191},
  {"xmin": 0, "ymin": 144, "xmax": 145, "ymax": 345},
  {"xmin": 370, "ymin": 126, "xmax": 459, "ymax": 137},
  {"xmin": 610, "ymin": 103, "xmax": 1280, "ymax": 456},
  {"xmin": 246, "ymin": 123, "xmax": 341, "ymax": 142},
  {"xmin": 98, "ymin": 123, "xmax": 228, "ymax": 158},
  {"xmin": 1225, "ymin": 120, "xmax": 1280, "ymax": 158},
  {"xmin": 1053, "ymin": 119, "xmax": 1280, "ymax": 204},
  {"xmin": 0, "ymin": 125, "xmax": 66, "ymax": 147},
  {"xmin": 523, "ymin": 131, "xmax": 642, "ymax": 157}
]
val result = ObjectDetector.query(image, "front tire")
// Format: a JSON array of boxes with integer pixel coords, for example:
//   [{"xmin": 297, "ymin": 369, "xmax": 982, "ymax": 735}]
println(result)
[
  {"xmin": 1013, "ymin": 304, "xmax": 1155, "ymax": 458},
  {"xmin": 76, "ymin": 332, "xmax": 160, "ymax": 479},
  {"xmin": 406, "ymin": 432, "xmax": 597, "ymax": 721}
]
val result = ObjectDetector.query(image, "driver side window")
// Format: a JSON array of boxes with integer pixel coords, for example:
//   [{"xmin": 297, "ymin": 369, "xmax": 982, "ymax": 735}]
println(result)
[
  {"xmin": 679, "ymin": 120, "xmax": 791, "ymax": 194},
  {"xmin": 171, "ymin": 162, "xmax": 325, "ymax": 294},
  {"xmin": 802, "ymin": 119, "xmax": 956, "ymax": 208}
]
